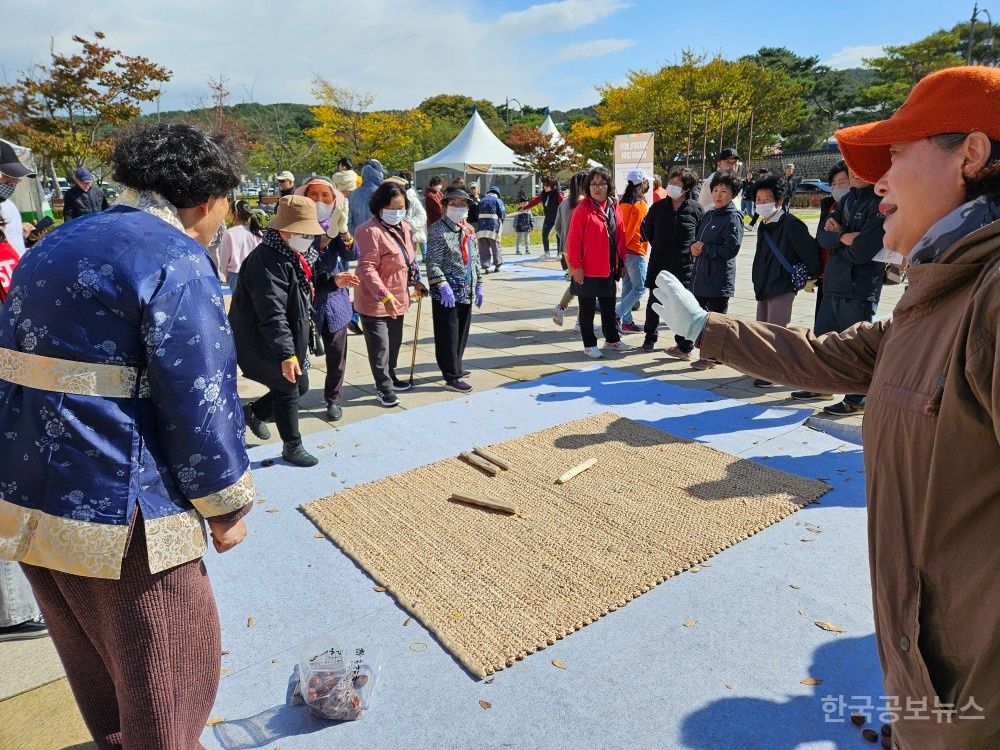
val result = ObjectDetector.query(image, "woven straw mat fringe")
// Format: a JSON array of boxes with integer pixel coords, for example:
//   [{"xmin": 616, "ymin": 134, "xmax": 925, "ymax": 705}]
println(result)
[{"xmin": 302, "ymin": 412, "xmax": 829, "ymax": 678}]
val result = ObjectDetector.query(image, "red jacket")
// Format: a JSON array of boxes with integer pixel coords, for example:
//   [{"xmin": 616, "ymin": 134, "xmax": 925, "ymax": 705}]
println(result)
[
  {"xmin": 0, "ymin": 241, "xmax": 19, "ymax": 302},
  {"xmin": 424, "ymin": 188, "xmax": 444, "ymax": 227},
  {"xmin": 566, "ymin": 199, "xmax": 627, "ymax": 278}
]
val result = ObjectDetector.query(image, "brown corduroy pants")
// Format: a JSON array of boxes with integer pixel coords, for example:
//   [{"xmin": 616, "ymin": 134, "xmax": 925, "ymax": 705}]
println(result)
[{"xmin": 21, "ymin": 521, "xmax": 221, "ymax": 750}]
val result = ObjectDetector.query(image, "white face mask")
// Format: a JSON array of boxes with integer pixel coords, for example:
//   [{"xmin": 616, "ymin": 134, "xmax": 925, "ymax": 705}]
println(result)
[
  {"xmin": 666, "ymin": 184, "xmax": 684, "ymax": 199},
  {"xmin": 315, "ymin": 202, "xmax": 333, "ymax": 221},
  {"xmin": 381, "ymin": 208, "xmax": 406, "ymax": 226},
  {"xmin": 831, "ymin": 186, "xmax": 850, "ymax": 204},
  {"xmin": 446, "ymin": 205, "xmax": 469, "ymax": 223},
  {"xmin": 756, "ymin": 202, "xmax": 777, "ymax": 218},
  {"xmin": 286, "ymin": 234, "xmax": 314, "ymax": 254}
]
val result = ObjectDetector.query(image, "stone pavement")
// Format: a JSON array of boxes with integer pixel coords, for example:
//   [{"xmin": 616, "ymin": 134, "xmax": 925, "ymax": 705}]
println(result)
[{"xmin": 0, "ymin": 215, "xmax": 902, "ymax": 749}]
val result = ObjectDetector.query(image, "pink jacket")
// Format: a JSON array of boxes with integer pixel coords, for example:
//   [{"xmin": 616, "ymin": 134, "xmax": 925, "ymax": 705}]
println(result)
[{"xmin": 354, "ymin": 217, "xmax": 416, "ymax": 318}]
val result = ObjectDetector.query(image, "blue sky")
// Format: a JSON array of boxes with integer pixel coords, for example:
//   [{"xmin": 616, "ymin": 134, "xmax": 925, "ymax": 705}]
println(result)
[{"xmin": 2, "ymin": 0, "xmax": 974, "ymax": 113}]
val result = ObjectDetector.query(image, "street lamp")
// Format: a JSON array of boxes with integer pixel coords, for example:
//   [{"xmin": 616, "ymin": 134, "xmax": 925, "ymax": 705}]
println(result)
[
  {"xmin": 504, "ymin": 98, "xmax": 522, "ymax": 128},
  {"xmin": 966, "ymin": 3, "xmax": 995, "ymax": 64}
]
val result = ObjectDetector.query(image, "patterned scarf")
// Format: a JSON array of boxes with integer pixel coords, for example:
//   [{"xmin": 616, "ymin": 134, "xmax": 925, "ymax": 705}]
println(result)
[
  {"xmin": 909, "ymin": 195, "xmax": 1000, "ymax": 266},
  {"xmin": 115, "ymin": 188, "xmax": 186, "ymax": 233}
]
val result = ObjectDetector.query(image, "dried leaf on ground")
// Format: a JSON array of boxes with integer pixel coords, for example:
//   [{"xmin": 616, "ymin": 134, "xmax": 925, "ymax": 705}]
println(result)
[
  {"xmin": 789, "ymin": 583, "xmax": 801, "ymax": 589},
  {"xmin": 815, "ymin": 620, "xmax": 845, "ymax": 634},
  {"xmin": 246, "ymin": 617, "xmax": 255, "ymax": 627},
  {"xmin": 683, "ymin": 619, "xmax": 699, "ymax": 628},
  {"xmin": 207, "ymin": 717, "xmax": 225, "ymax": 726},
  {"xmin": 265, "ymin": 508, "xmax": 279, "ymax": 513},
  {"xmin": 800, "ymin": 677, "xmax": 823, "ymax": 686},
  {"xmin": 479, "ymin": 700, "xmax": 492, "ymax": 710},
  {"xmin": 403, "ymin": 618, "xmax": 412, "ymax": 627},
  {"xmin": 551, "ymin": 659, "xmax": 567, "ymax": 669},
  {"xmin": 373, "ymin": 586, "xmax": 386, "ymax": 592},
  {"xmin": 314, "ymin": 532, "xmax": 325, "ymax": 539}
]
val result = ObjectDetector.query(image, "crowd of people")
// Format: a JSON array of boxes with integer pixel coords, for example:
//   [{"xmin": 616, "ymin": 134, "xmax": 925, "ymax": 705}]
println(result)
[{"xmin": 0, "ymin": 63, "xmax": 998, "ymax": 750}]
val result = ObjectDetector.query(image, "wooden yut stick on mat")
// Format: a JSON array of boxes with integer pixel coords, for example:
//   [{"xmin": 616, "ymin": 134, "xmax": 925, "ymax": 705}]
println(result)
[
  {"xmin": 449, "ymin": 492, "xmax": 517, "ymax": 515},
  {"xmin": 556, "ymin": 457, "xmax": 598, "ymax": 484},
  {"xmin": 472, "ymin": 446, "xmax": 510, "ymax": 471},
  {"xmin": 459, "ymin": 452, "xmax": 500, "ymax": 476}
]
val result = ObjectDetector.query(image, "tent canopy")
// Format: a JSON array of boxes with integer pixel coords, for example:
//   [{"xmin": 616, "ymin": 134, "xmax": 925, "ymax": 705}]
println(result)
[
  {"xmin": 536, "ymin": 113, "xmax": 602, "ymax": 170},
  {"xmin": 414, "ymin": 109, "xmax": 529, "ymax": 176}
]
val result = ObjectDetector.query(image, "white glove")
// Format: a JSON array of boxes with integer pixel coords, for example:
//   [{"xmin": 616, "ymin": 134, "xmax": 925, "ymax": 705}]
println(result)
[{"xmin": 651, "ymin": 271, "xmax": 709, "ymax": 342}]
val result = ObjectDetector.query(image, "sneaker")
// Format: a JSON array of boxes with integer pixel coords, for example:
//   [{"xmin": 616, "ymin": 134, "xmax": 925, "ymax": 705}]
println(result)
[
  {"xmin": 325, "ymin": 403, "xmax": 343, "ymax": 421},
  {"xmin": 753, "ymin": 379, "xmax": 775, "ymax": 388},
  {"xmin": 376, "ymin": 390, "xmax": 399, "ymax": 407},
  {"xmin": 620, "ymin": 322, "xmax": 641, "ymax": 334},
  {"xmin": 494, "ymin": 264, "xmax": 502, "ymax": 273},
  {"xmin": 281, "ymin": 443, "xmax": 319, "ymax": 467},
  {"xmin": 0, "ymin": 618, "xmax": 48, "ymax": 642},
  {"xmin": 347, "ymin": 320, "xmax": 363, "ymax": 335},
  {"xmin": 641, "ymin": 337, "xmax": 656, "ymax": 353},
  {"xmin": 552, "ymin": 304, "xmax": 566, "ymax": 327},
  {"xmin": 605, "ymin": 340, "xmax": 633, "ymax": 353},
  {"xmin": 391, "ymin": 379, "xmax": 413, "ymax": 392},
  {"xmin": 243, "ymin": 405, "xmax": 271, "ymax": 440},
  {"xmin": 791, "ymin": 391, "xmax": 835, "ymax": 401},
  {"xmin": 631, "ymin": 300, "xmax": 641, "ymax": 312},
  {"xmin": 823, "ymin": 400, "xmax": 865, "ymax": 415},
  {"xmin": 665, "ymin": 346, "xmax": 692, "ymax": 361},
  {"xmin": 690, "ymin": 358, "xmax": 718, "ymax": 370},
  {"xmin": 445, "ymin": 379, "xmax": 473, "ymax": 392},
  {"xmin": 584, "ymin": 346, "xmax": 604, "ymax": 359}
]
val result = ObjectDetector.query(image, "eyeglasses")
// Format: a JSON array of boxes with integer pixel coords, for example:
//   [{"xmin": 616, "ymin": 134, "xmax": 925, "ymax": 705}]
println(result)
[{"xmin": 590, "ymin": 181, "xmax": 609, "ymax": 188}]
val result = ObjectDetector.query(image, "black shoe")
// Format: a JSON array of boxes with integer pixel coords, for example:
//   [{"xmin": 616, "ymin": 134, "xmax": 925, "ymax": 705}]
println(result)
[
  {"xmin": 494, "ymin": 264, "xmax": 502, "ymax": 273},
  {"xmin": 376, "ymin": 390, "xmax": 399, "ymax": 407},
  {"xmin": 823, "ymin": 400, "xmax": 865, "ymax": 415},
  {"xmin": 391, "ymin": 379, "xmax": 413, "ymax": 392},
  {"xmin": 631, "ymin": 300, "xmax": 641, "ymax": 312},
  {"xmin": 753, "ymin": 379, "xmax": 775, "ymax": 388},
  {"xmin": 347, "ymin": 320, "xmax": 363, "ymax": 335},
  {"xmin": 790, "ymin": 390, "xmax": 834, "ymax": 401},
  {"xmin": 641, "ymin": 337, "xmax": 656, "ymax": 353},
  {"xmin": 282, "ymin": 442, "xmax": 319, "ymax": 467},
  {"xmin": 0, "ymin": 619, "xmax": 48, "ymax": 642},
  {"xmin": 325, "ymin": 403, "xmax": 343, "ymax": 421},
  {"xmin": 244, "ymin": 405, "xmax": 271, "ymax": 440}
]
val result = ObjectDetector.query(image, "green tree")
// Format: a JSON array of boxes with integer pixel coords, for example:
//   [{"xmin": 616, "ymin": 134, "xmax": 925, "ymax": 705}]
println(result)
[{"xmin": 0, "ymin": 31, "xmax": 171, "ymax": 188}]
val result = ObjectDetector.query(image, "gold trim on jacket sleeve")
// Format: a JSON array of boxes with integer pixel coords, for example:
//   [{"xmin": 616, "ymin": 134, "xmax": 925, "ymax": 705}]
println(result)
[
  {"xmin": 190, "ymin": 469, "xmax": 256, "ymax": 518},
  {"xmin": 0, "ymin": 347, "xmax": 150, "ymax": 399}
]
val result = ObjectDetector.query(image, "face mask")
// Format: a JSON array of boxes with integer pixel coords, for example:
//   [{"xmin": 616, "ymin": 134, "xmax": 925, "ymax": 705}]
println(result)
[
  {"xmin": 315, "ymin": 202, "xmax": 333, "ymax": 222},
  {"xmin": 381, "ymin": 208, "xmax": 406, "ymax": 226},
  {"xmin": 756, "ymin": 202, "xmax": 776, "ymax": 218},
  {"xmin": 0, "ymin": 182, "xmax": 16, "ymax": 201},
  {"xmin": 666, "ymin": 184, "xmax": 684, "ymax": 199},
  {"xmin": 286, "ymin": 234, "xmax": 314, "ymax": 254},
  {"xmin": 831, "ymin": 186, "xmax": 850, "ymax": 204},
  {"xmin": 446, "ymin": 205, "xmax": 469, "ymax": 223}
]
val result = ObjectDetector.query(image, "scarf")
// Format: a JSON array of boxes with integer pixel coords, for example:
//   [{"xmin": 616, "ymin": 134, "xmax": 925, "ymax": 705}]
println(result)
[
  {"xmin": 909, "ymin": 195, "xmax": 1000, "ymax": 266},
  {"xmin": 115, "ymin": 187, "xmax": 186, "ymax": 233}
]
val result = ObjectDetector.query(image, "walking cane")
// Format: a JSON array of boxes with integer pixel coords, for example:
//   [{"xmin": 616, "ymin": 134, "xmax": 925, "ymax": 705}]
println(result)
[{"xmin": 408, "ymin": 292, "xmax": 423, "ymax": 387}]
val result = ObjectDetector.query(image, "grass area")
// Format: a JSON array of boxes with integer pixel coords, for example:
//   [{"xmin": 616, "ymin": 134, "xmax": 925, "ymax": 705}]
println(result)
[{"xmin": 500, "ymin": 229, "xmax": 543, "ymax": 248}]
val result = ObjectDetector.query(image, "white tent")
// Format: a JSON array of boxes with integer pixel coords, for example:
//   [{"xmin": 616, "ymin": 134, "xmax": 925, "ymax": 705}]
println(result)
[
  {"xmin": 537, "ymin": 113, "xmax": 602, "ymax": 170},
  {"xmin": 414, "ymin": 109, "xmax": 531, "ymax": 193}
]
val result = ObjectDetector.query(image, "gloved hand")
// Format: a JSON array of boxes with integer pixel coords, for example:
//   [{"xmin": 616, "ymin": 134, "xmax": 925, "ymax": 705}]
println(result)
[
  {"xmin": 474, "ymin": 284, "xmax": 484, "ymax": 308},
  {"xmin": 438, "ymin": 282, "xmax": 456, "ymax": 308},
  {"xmin": 651, "ymin": 271, "xmax": 709, "ymax": 343}
]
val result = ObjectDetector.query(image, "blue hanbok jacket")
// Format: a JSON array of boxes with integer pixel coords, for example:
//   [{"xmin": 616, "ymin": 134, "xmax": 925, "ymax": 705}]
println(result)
[{"xmin": 0, "ymin": 195, "xmax": 255, "ymax": 579}]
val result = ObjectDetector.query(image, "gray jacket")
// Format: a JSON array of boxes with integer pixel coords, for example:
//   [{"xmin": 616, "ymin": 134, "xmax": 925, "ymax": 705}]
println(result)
[{"xmin": 425, "ymin": 217, "xmax": 483, "ymax": 304}]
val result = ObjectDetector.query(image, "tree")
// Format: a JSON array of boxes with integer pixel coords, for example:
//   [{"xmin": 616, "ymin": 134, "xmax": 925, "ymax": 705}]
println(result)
[
  {"xmin": 506, "ymin": 125, "xmax": 589, "ymax": 179},
  {"xmin": 851, "ymin": 31, "xmax": 963, "ymax": 121},
  {"xmin": 574, "ymin": 52, "xmax": 809, "ymax": 169},
  {"xmin": 0, "ymin": 31, "xmax": 171, "ymax": 186},
  {"xmin": 307, "ymin": 78, "xmax": 430, "ymax": 169},
  {"xmin": 565, "ymin": 119, "xmax": 618, "ymax": 167}
]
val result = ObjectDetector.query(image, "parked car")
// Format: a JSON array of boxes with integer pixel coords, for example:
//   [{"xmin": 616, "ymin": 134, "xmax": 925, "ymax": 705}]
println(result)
[{"xmin": 794, "ymin": 179, "xmax": 831, "ymax": 195}]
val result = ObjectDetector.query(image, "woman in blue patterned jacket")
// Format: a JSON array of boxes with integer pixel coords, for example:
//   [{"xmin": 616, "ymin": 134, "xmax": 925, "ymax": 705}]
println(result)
[{"xmin": 0, "ymin": 123, "xmax": 255, "ymax": 748}]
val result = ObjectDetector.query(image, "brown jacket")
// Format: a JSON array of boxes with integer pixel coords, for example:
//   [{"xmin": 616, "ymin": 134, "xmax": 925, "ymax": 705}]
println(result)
[{"xmin": 700, "ymin": 220, "xmax": 1000, "ymax": 750}]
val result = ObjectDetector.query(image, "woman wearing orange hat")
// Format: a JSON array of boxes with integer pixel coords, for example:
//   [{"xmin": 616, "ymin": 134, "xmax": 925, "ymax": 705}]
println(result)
[{"xmin": 653, "ymin": 66, "xmax": 1000, "ymax": 749}]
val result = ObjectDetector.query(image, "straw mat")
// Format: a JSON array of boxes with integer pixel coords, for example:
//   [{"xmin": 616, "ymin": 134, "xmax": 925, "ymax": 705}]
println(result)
[{"xmin": 302, "ymin": 412, "xmax": 828, "ymax": 677}]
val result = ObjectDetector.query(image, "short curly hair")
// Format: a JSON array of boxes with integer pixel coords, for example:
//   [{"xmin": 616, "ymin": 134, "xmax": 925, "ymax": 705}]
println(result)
[
  {"xmin": 112, "ymin": 122, "xmax": 242, "ymax": 208},
  {"xmin": 667, "ymin": 168, "xmax": 698, "ymax": 195},
  {"xmin": 752, "ymin": 174, "xmax": 788, "ymax": 203},
  {"xmin": 709, "ymin": 170, "xmax": 743, "ymax": 199}
]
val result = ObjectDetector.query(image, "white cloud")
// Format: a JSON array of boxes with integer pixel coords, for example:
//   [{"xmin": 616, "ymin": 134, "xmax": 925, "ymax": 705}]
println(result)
[
  {"xmin": 496, "ymin": 0, "xmax": 628, "ymax": 36},
  {"xmin": 822, "ymin": 44, "xmax": 885, "ymax": 69},
  {"xmin": 557, "ymin": 38, "xmax": 636, "ymax": 61}
]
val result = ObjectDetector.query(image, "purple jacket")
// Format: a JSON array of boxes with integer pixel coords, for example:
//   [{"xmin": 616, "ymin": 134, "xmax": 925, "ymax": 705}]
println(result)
[{"xmin": 313, "ymin": 236, "xmax": 360, "ymax": 334}]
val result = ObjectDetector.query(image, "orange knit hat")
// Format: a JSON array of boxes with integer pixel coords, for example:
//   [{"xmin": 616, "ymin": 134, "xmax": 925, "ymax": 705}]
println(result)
[{"xmin": 835, "ymin": 66, "xmax": 1000, "ymax": 184}]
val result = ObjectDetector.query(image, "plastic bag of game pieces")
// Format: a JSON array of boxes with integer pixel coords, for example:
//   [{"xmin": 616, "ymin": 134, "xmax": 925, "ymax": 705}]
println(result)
[{"xmin": 291, "ymin": 634, "xmax": 382, "ymax": 721}]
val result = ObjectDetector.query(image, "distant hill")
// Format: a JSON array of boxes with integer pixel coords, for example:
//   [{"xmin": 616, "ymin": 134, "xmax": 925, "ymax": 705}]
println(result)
[{"xmin": 141, "ymin": 102, "xmax": 317, "ymax": 139}]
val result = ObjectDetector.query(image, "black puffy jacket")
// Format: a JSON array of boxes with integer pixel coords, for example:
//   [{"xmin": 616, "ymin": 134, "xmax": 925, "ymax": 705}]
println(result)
[
  {"xmin": 822, "ymin": 185, "xmax": 886, "ymax": 301},
  {"xmin": 641, "ymin": 197, "xmax": 703, "ymax": 289},
  {"xmin": 690, "ymin": 203, "xmax": 744, "ymax": 299},
  {"xmin": 751, "ymin": 212, "xmax": 821, "ymax": 301}
]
